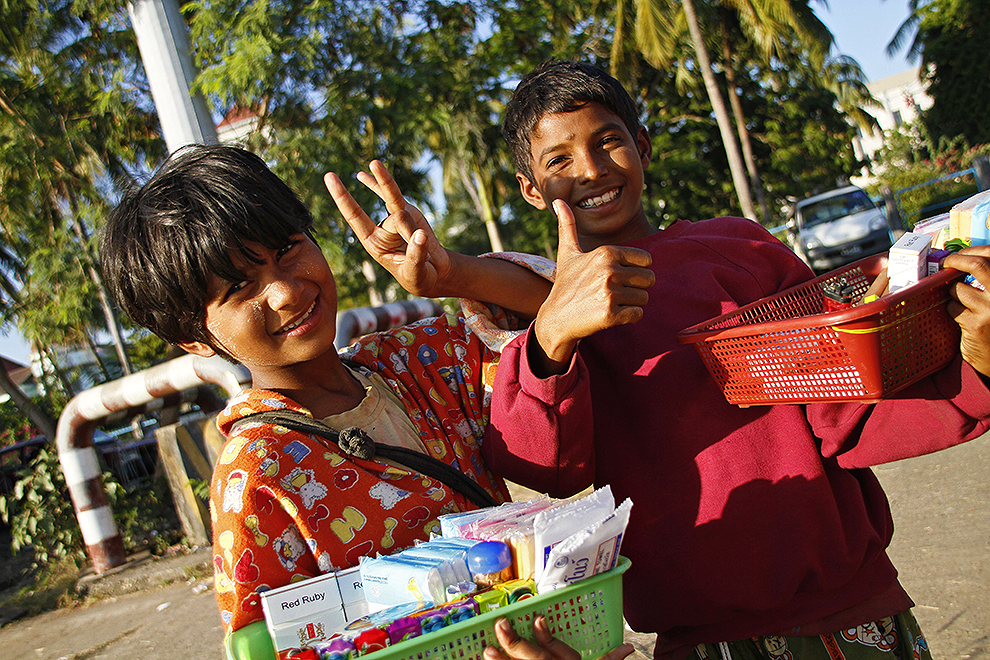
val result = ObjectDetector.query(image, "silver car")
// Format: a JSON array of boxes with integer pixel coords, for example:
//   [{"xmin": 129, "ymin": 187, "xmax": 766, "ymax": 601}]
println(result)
[{"xmin": 786, "ymin": 185, "xmax": 892, "ymax": 273}]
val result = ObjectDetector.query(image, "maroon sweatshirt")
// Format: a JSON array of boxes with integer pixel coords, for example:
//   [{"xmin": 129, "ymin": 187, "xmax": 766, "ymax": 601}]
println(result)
[{"xmin": 484, "ymin": 217, "xmax": 990, "ymax": 658}]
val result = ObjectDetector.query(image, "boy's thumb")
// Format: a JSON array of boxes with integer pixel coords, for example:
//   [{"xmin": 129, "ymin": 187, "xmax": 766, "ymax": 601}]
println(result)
[{"xmin": 552, "ymin": 199, "xmax": 583, "ymax": 259}]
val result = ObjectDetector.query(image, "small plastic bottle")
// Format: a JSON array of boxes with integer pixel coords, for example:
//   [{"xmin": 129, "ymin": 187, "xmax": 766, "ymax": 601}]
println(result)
[{"xmin": 466, "ymin": 541, "xmax": 513, "ymax": 588}]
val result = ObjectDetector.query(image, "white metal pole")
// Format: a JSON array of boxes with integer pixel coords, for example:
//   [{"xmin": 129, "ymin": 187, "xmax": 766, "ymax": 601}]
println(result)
[{"xmin": 128, "ymin": 0, "xmax": 218, "ymax": 153}]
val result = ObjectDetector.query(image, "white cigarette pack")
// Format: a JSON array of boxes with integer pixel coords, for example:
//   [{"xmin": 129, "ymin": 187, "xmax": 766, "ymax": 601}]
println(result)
[
  {"xmin": 887, "ymin": 232, "xmax": 932, "ymax": 293},
  {"xmin": 260, "ymin": 572, "xmax": 346, "ymax": 655},
  {"xmin": 335, "ymin": 566, "xmax": 372, "ymax": 621}
]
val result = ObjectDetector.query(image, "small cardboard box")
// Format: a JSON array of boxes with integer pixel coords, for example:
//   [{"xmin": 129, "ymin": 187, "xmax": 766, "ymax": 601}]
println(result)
[
  {"xmin": 888, "ymin": 232, "xmax": 932, "ymax": 293},
  {"xmin": 261, "ymin": 572, "xmax": 346, "ymax": 657},
  {"xmin": 335, "ymin": 566, "xmax": 372, "ymax": 621},
  {"xmin": 268, "ymin": 607, "xmax": 348, "ymax": 657}
]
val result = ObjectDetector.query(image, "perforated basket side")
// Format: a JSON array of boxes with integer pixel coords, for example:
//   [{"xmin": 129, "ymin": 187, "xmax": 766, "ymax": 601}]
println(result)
[
  {"xmin": 365, "ymin": 557, "xmax": 630, "ymax": 660},
  {"xmin": 679, "ymin": 255, "xmax": 962, "ymax": 406},
  {"xmin": 869, "ymin": 278, "xmax": 960, "ymax": 393}
]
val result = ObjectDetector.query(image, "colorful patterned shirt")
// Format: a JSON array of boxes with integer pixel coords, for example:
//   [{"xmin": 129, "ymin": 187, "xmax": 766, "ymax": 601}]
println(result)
[{"xmin": 210, "ymin": 311, "xmax": 511, "ymax": 634}]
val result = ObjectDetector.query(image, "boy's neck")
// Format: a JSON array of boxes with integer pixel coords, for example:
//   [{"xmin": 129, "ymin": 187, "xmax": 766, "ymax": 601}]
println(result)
[
  {"xmin": 250, "ymin": 352, "xmax": 366, "ymax": 418},
  {"xmin": 580, "ymin": 215, "xmax": 658, "ymax": 251}
]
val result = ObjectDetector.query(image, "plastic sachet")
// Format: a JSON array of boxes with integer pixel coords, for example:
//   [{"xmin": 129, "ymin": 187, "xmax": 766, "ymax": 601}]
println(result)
[
  {"xmin": 535, "ymin": 497, "xmax": 632, "ymax": 593},
  {"xmin": 438, "ymin": 497, "xmax": 542, "ymax": 538},
  {"xmin": 532, "ymin": 485, "xmax": 616, "ymax": 583}
]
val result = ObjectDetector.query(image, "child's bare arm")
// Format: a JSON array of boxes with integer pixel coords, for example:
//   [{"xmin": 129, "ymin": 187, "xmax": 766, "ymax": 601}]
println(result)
[
  {"xmin": 528, "ymin": 200, "xmax": 655, "ymax": 377},
  {"xmin": 943, "ymin": 246, "xmax": 990, "ymax": 377},
  {"xmin": 325, "ymin": 161, "xmax": 550, "ymax": 319}
]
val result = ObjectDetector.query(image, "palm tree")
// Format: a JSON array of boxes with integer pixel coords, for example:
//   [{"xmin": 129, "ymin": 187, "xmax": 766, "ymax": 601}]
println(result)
[{"xmin": 616, "ymin": 0, "xmax": 837, "ymax": 222}]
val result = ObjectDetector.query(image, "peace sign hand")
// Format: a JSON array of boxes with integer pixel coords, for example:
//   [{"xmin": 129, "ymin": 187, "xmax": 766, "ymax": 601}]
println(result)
[
  {"xmin": 530, "ymin": 199, "xmax": 655, "ymax": 377},
  {"xmin": 324, "ymin": 160, "xmax": 453, "ymax": 298}
]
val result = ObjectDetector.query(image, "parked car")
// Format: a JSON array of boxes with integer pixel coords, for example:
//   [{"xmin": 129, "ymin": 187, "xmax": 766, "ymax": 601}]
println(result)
[{"xmin": 786, "ymin": 185, "xmax": 893, "ymax": 273}]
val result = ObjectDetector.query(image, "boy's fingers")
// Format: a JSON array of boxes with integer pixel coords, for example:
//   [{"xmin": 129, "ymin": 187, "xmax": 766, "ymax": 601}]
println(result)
[
  {"xmin": 324, "ymin": 172, "xmax": 376, "ymax": 238},
  {"xmin": 552, "ymin": 199, "xmax": 584, "ymax": 260},
  {"xmin": 600, "ymin": 643, "xmax": 636, "ymax": 660},
  {"xmin": 532, "ymin": 616, "xmax": 580, "ymax": 660},
  {"xmin": 492, "ymin": 617, "xmax": 548, "ymax": 660},
  {"xmin": 368, "ymin": 160, "xmax": 411, "ymax": 216}
]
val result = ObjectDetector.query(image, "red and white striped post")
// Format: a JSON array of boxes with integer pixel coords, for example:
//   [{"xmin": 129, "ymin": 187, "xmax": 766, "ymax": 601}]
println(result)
[{"xmin": 56, "ymin": 354, "xmax": 248, "ymax": 573}]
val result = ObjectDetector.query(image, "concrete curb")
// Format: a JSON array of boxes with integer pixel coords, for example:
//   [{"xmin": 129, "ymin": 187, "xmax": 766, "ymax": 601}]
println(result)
[{"xmin": 75, "ymin": 545, "xmax": 213, "ymax": 600}]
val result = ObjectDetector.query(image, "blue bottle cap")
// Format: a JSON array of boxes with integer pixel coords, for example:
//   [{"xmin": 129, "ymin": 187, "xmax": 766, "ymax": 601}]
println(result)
[{"xmin": 466, "ymin": 541, "xmax": 511, "ymax": 575}]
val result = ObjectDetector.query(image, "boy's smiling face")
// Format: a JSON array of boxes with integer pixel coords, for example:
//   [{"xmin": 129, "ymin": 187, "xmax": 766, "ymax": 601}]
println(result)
[
  {"xmin": 517, "ymin": 101, "xmax": 656, "ymax": 251},
  {"xmin": 178, "ymin": 234, "xmax": 339, "ymax": 384}
]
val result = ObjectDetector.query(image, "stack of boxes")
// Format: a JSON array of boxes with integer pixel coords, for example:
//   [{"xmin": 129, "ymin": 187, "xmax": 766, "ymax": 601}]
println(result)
[{"xmin": 259, "ymin": 566, "xmax": 369, "ymax": 658}]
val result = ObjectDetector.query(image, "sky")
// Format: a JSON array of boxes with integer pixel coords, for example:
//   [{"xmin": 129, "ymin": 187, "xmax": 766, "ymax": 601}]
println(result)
[
  {"xmin": 0, "ymin": 0, "xmax": 921, "ymax": 366},
  {"xmin": 817, "ymin": 0, "xmax": 917, "ymax": 82}
]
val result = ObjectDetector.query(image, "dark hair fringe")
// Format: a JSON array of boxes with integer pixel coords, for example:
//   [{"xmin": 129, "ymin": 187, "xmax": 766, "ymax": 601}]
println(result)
[
  {"xmin": 100, "ymin": 144, "xmax": 314, "ymax": 350},
  {"xmin": 502, "ymin": 59, "xmax": 643, "ymax": 181}
]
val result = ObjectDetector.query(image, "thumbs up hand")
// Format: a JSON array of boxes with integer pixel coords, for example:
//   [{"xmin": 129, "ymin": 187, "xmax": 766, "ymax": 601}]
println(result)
[{"xmin": 530, "ymin": 199, "xmax": 655, "ymax": 377}]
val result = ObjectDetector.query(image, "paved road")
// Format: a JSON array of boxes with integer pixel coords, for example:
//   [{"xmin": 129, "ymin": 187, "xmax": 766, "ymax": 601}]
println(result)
[{"xmin": 1, "ymin": 432, "xmax": 986, "ymax": 660}]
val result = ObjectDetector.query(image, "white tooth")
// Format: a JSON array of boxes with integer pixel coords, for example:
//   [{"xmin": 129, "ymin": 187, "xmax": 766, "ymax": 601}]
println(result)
[
  {"xmin": 580, "ymin": 189, "xmax": 619, "ymax": 208},
  {"xmin": 282, "ymin": 301, "xmax": 316, "ymax": 332}
]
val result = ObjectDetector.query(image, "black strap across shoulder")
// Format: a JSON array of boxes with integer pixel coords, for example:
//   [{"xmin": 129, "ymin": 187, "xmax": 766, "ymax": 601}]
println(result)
[{"xmin": 230, "ymin": 409, "xmax": 498, "ymax": 509}]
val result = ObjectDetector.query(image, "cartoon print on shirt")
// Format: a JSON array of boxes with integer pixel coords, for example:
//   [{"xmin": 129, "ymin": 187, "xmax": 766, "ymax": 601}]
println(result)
[
  {"xmin": 281, "ymin": 467, "xmax": 328, "ymax": 509},
  {"xmin": 369, "ymin": 480, "xmax": 410, "ymax": 510},
  {"xmin": 842, "ymin": 618, "xmax": 898, "ymax": 652},
  {"xmin": 389, "ymin": 349, "xmax": 410, "ymax": 375},
  {"xmin": 218, "ymin": 435, "xmax": 250, "ymax": 465},
  {"xmin": 244, "ymin": 515, "xmax": 269, "ymax": 546},
  {"xmin": 330, "ymin": 506, "xmax": 367, "ymax": 543},
  {"xmin": 282, "ymin": 440, "xmax": 312, "ymax": 463},
  {"xmin": 762, "ymin": 636, "xmax": 793, "ymax": 660},
  {"xmin": 381, "ymin": 517, "xmax": 398, "ymax": 549},
  {"xmin": 256, "ymin": 453, "xmax": 279, "ymax": 477},
  {"xmin": 307, "ymin": 503, "xmax": 331, "ymax": 531},
  {"xmin": 272, "ymin": 526, "xmax": 307, "ymax": 572},
  {"xmin": 222, "ymin": 469, "xmax": 248, "ymax": 513},
  {"xmin": 334, "ymin": 468, "xmax": 359, "ymax": 490}
]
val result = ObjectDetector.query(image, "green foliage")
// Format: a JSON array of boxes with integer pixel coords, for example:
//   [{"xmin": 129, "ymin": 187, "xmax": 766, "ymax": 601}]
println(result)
[
  {"xmin": 867, "ymin": 120, "xmax": 990, "ymax": 226},
  {"xmin": 916, "ymin": 0, "xmax": 990, "ymax": 147},
  {"xmin": 0, "ymin": 446, "xmax": 85, "ymax": 568},
  {"xmin": 0, "ymin": 442, "xmax": 185, "ymax": 570},
  {"xmin": 105, "ymin": 470, "xmax": 184, "ymax": 556},
  {"xmin": 0, "ymin": 401, "xmax": 40, "ymax": 449},
  {"xmin": 122, "ymin": 327, "xmax": 173, "ymax": 372}
]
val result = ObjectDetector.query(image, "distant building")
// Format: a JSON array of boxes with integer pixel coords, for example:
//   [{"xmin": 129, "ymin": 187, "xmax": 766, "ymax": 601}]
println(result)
[
  {"xmin": 216, "ymin": 104, "xmax": 268, "ymax": 144},
  {"xmin": 0, "ymin": 356, "xmax": 39, "ymax": 405},
  {"xmin": 854, "ymin": 68, "xmax": 933, "ymax": 165}
]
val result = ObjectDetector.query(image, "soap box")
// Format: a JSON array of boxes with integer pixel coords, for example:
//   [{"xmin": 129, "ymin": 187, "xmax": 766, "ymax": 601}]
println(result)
[
  {"xmin": 887, "ymin": 232, "xmax": 932, "ymax": 293},
  {"xmin": 261, "ymin": 572, "xmax": 347, "ymax": 658}
]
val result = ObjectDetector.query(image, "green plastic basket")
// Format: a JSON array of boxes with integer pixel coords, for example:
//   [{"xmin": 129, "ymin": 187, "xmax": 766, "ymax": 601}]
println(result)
[{"xmin": 363, "ymin": 556, "xmax": 631, "ymax": 660}]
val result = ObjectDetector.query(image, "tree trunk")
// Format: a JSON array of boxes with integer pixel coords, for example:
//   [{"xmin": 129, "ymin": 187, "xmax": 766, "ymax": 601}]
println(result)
[
  {"xmin": 44, "ymin": 346, "xmax": 76, "ymax": 397},
  {"xmin": 682, "ymin": 0, "xmax": 756, "ymax": 220},
  {"xmin": 720, "ymin": 22, "xmax": 771, "ymax": 224},
  {"xmin": 457, "ymin": 161, "xmax": 505, "ymax": 253},
  {"xmin": 63, "ymin": 186, "xmax": 134, "ymax": 376},
  {"xmin": 0, "ymin": 360, "xmax": 57, "ymax": 440}
]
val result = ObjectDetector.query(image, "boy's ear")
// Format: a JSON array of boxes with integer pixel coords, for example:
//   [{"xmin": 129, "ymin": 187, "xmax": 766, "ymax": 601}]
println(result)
[
  {"xmin": 637, "ymin": 126, "xmax": 652, "ymax": 167},
  {"xmin": 176, "ymin": 341, "xmax": 217, "ymax": 358},
  {"xmin": 516, "ymin": 173, "xmax": 548, "ymax": 210}
]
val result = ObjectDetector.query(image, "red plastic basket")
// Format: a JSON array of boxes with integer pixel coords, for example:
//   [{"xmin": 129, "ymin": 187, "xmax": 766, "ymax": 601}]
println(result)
[{"xmin": 676, "ymin": 254, "xmax": 963, "ymax": 407}]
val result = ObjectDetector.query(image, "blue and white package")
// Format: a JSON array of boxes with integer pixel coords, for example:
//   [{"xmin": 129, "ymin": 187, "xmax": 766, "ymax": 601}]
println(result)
[
  {"xmin": 359, "ymin": 555, "xmax": 445, "ymax": 607},
  {"xmin": 401, "ymin": 544, "xmax": 471, "ymax": 584}
]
